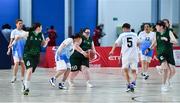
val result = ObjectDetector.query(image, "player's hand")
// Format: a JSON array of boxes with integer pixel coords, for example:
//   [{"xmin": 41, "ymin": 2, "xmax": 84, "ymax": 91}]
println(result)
[
  {"xmin": 109, "ymin": 50, "xmax": 114, "ymax": 56},
  {"xmin": 46, "ymin": 37, "xmax": 50, "ymax": 42},
  {"xmin": 144, "ymin": 49, "xmax": 150, "ymax": 55},
  {"xmin": 7, "ymin": 49, "xmax": 11, "ymax": 55},
  {"xmin": 8, "ymin": 44, "xmax": 13, "ymax": 49},
  {"xmin": 161, "ymin": 37, "xmax": 168, "ymax": 41},
  {"xmin": 82, "ymin": 51, "xmax": 88, "ymax": 58}
]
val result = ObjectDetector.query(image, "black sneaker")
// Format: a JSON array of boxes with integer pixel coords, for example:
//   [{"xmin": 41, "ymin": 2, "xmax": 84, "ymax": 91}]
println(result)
[
  {"xmin": 24, "ymin": 89, "xmax": 29, "ymax": 95},
  {"xmin": 59, "ymin": 83, "xmax": 67, "ymax": 90},
  {"xmin": 144, "ymin": 75, "xmax": 149, "ymax": 80},
  {"xmin": 130, "ymin": 84, "xmax": 134, "ymax": 92}
]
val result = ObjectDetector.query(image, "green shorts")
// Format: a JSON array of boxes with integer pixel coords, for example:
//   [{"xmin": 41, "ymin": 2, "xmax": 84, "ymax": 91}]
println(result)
[
  {"xmin": 23, "ymin": 54, "xmax": 40, "ymax": 73},
  {"xmin": 70, "ymin": 55, "xmax": 89, "ymax": 72},
  {"xmin": 157, "ymin": 52, "xmax": 175, "ymax": 66}
]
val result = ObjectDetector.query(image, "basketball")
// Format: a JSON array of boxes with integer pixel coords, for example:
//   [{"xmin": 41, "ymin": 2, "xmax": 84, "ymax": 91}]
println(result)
[{"xmin": 87, "ymin": 50, "xmax": 95, "ymax": 60}]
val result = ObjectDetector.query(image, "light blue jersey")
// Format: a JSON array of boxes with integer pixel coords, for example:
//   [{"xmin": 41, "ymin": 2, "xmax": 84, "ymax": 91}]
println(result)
[
  {"xmin": 55, "ymin": 38, "xmax": 74, "ymax": 63},
  {"xmin": 11, "ymin": 29, "xmax": 26, "ymax": 59},
  {"xmin": 138, "ymin": 31, "xmax": 155, "ymax": 57}
]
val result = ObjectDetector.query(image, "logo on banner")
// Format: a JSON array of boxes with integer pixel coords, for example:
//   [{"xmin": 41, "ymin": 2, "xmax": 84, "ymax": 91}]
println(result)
[{"xmin": 89, "ymin": 52, "xmax": 101, "ymax": 63}]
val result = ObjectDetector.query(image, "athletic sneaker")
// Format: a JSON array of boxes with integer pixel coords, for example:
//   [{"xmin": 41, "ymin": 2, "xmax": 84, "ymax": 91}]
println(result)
[
  {"xmin": 87, "ymin": 82, "xmax": 94, "ymax": 88},
  {"xmin": 131, "ymin": 81, "xmax": 136, "ymax": 88},
  {"xmin": 11, "ymin": 77, "xmax": 16, "ymax": 83},
  {"xmin": 141, "ymin": 73, "xmax": 146, "ymax": 77},
  {"xmin": 24, "ymin": 89, "xmax": 29, "ymax": 95},
  {"xmin": 161, "ymin": 85, "xmax": 168, "ymax": 92},
  {"xmin": 59, "ymin": 83, "xmax": 67, "ymax": 89},
  {"xmin": 156, "ymin": 66, "xmax": 162, "ymax": 75},
  {"xmin": 126, "ymin": 84, "xmax": 134, "ymax": 92},
  {"xmin": 49, "ymin": 77, "xmax": 56, "ymax": 87},
  {"xmin": 144, "ymin": 75, "xmax": 149, "ymax": 80}
]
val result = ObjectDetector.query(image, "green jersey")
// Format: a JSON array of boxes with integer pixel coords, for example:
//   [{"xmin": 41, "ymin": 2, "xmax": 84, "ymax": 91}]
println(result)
[
  {"xmin": 80, "ymin": 35, "xmax": 92, "ymax": 51},
  {"xmin": 71, "ymin": 35, "xmax": 93, "ymax": 58},
  {"xmin": 156, "ymin": 29, "xmax": 172, "ymax": 55},
  {"xmin": 24, "ymin": 31, "xmax": 43, "ymax": 56}
]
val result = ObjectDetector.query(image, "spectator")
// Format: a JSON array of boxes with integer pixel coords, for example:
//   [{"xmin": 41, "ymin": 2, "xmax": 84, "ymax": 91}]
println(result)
[
  {"xmin": 92, "ymin": 24, "xmax": 105, "ymax": 46},
  {"xmin": 47, "ymin": 25, "xmax": 57, "ymax": 46},
  {"xmin": 1, "ymin": 24, "xmax": 12, "ymax": 43}
]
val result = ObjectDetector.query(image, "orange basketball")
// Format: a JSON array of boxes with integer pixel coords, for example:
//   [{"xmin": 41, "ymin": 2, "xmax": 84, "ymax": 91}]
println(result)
[{"xmin": 87, "ymin": 50, "xmax": 95, "ymax": 60}]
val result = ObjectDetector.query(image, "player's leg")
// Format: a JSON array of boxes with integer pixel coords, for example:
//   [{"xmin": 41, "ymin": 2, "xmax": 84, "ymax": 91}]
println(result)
[
  {"xmin": 160, "ymin": 61, "xmax": 170, "ymax": 92},
  {"xmin": 81, "ymin": 65, "xmax": 93, "ymax": 88},
  {"xmin": 58, "ymin": 62, "xmax": 71, "ymax": 89},
  {"xmin": 143, "ymin": 57, "xmax": 151, "ymax": 80},
  {"xmin": 20, "ymin": 60, "xmax": 26, "ymax": 81},
  {"xmin": 49, "ymin": 60, "xmax": 67, "ymax": 87},
  {"xmin": 68, "ymin": 57, "xmax": 81, "ymax": 86},
  {"xmin": 11, "ymin": 57, "xmax": 19, "ymax": 83}
]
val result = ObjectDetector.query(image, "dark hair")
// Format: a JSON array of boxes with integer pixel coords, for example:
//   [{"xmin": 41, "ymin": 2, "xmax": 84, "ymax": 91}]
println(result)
[
  {"xmin": 33, "ymin": 22, "xmax": 42, "ymax": 30},
  {"xmin": 122, "ymin": 23, "xmax": 131, "ymax": 29},
  {"xmin": 2, "ymin": 24, "xmax": 11, "ymax": 29},
  {"xmin": 70, "ymin": 33, "xmax": 81, "ymax": 39},
  {"xmin": 143, "ymin": 23, "xmax": 151, "ymax": 28},
  {"xmin": 83, "ymin": 27, "xmax": 90, "ymax": 32},
  {"xmin": 156, "ymin": 20, "xmax": 166, "ymax": 28},
  {"xmin": 162, "ymin": 19, "xmax": 170, "ymax": 24},
  {"xmin": 16, "ymin": 19, "xmax": 23, "ymax": 24}
]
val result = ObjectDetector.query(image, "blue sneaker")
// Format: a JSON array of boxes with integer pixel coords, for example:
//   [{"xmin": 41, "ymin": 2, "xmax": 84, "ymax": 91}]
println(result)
[
  {"xmin": 126, "ymin": 84, "xmax": 134, "ymax": 92},
  {"xmin": 49, "ymin": 77, "xmax": 56, "ymax": 87},
  {"xmin": 131, "ymin": 81, "xmax": 136, "ymax": 88}
]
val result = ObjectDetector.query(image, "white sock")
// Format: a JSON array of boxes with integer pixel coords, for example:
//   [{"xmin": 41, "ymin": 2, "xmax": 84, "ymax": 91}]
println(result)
[
  {"xmin": 24, "ymin": 80, "xmax": 30, "ymax": 89},
  {"xmin": 13, "ymin": 76, "xmax": 16, "ymax": 79}
]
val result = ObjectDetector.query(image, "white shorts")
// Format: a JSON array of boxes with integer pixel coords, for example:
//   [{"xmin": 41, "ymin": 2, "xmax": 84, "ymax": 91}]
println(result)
[
  {"xmin": 13, "ymin": 56, "xmax": 24, "ymax": 63},
  {"xmin": 56, "ymin": 60, "xmax": 71, "ymax": 71},
  {"xmin": 140, "ymin": 53, "xmax": 152, "ymax": 63},
  {"xmin": 122, "ymin": 58, "xmax": 138, "ymax": 71}
]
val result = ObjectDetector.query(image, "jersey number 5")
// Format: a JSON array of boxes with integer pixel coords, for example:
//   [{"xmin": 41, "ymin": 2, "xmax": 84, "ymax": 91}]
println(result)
[{"xmin": 127, "ymin": 37, "xmax": 133, "ymax": 47}]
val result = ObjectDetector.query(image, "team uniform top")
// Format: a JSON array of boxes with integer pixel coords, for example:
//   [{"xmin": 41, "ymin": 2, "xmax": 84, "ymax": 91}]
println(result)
[
  {"xmin": 11, "ymin": 29, "xmax": 26, "ymax": 59},
  {"xmin": 71, "ymin": 35, "xmax": 92, "ymax": 58},
  {"xmin": 156, "ymin": 30, "xmax": 176, "ymax": 65},
  {"xmin": 115, "ymin": 32, "xmax": 138, "ymax": 61},
  {"xmin": 138, "ymin": 31, "xmax": 155, "ymax": 57},
  {"xmin": 55, "ymin": 38, "xmax": 74, "ymax": 62},
  {"xmin": 23, "ymin": 31, "xmax": 44, "ymax": 56}
]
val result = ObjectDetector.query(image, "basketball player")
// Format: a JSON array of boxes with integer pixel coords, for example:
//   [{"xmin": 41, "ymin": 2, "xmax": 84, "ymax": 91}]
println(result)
[
  {"xmin": 68, "ymin": 28, "xmax": 96, "ymax": 88},
  {"xmin": 7, "ymin": 19, "xmax": 26, "ymax": 83},
  {"xmin": 49, "ymin": 34, "xmax": 88, "ymax": 89},
  {"xmin": 138, "ymin": 23, "xmax": 155, "ymax": 80},
  {"xmin": 13, "ymin": 23, "xmax": 49, "ymax": 95},
  {"xmin": 145, "ymin": 21, "xmax": 178, "ymax": 92},
  {"xmin": 109, "ymin": 23, "xmax": 139, "ymax": 92}
]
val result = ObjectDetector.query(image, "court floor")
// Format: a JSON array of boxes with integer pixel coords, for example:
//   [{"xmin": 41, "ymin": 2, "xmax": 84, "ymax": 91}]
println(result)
[{"xmin": 0, "ymin": 67, "xmax": 180, "ymax": 103}]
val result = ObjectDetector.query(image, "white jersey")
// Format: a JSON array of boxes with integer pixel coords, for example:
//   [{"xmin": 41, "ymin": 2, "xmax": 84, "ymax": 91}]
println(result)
[
  {"xmin": 115, "ymin": 32, "xmax": 138, "ymax": 61},
  {"xmin": 10, "ymin": 29, "xmax": 26, "ymax": 59},
  {"xmin": 138, "ymin": 31, "xmax": 155, "ymax": 44},
  {"xmin": 55, "ymin": 38, "xmax": 74, "ymax": 62}
]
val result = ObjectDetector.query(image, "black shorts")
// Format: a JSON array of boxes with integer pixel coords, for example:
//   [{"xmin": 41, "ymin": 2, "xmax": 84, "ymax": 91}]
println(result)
[
  {"xmin": 70, "ymin": 56, "xmax": 89, "ymax": 72},
  {"xmin": 23, "ymin": 54, "xmax": 40, "ymax": 73},
  {"xmin": 157, "ymin": 52, "xmax": 175, "ymax": 65}
]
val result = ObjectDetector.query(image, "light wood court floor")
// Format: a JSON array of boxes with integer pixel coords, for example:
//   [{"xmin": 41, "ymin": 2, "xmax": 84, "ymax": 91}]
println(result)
[{"xmin": 0, "ymin": 67, "xmax": 180, "ymax": 103}]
